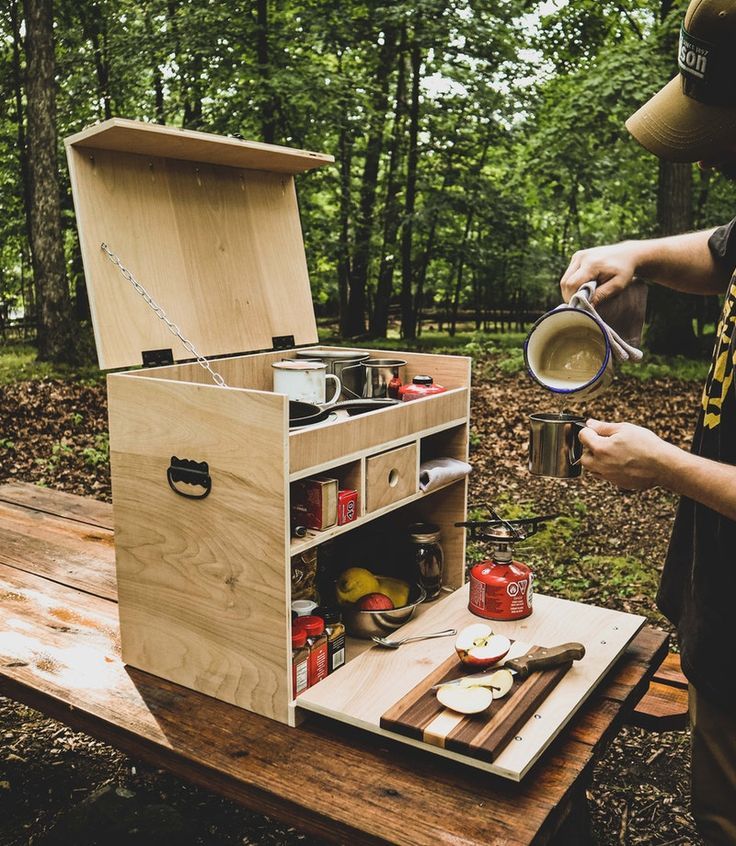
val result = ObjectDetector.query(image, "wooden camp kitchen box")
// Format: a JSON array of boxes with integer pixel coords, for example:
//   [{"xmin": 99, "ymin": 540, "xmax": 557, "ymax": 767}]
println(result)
[{"xmin": 66, "ymin": 118, "xmax": 644, "ymax": 781}]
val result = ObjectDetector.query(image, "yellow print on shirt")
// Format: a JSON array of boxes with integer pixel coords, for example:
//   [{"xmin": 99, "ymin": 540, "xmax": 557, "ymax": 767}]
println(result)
[{"xmin": 702, "ymin": 276, "xmax": 736, "ymax": 429}]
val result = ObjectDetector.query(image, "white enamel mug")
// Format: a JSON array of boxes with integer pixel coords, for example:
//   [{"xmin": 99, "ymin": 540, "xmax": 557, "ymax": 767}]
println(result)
[
  {"xmin": 524, "ymin": 308, "xmax": 613, "ymax": 400},
  {"xmin": 272, "ymin": 360, "xmax": 341, "ymax": 405}
]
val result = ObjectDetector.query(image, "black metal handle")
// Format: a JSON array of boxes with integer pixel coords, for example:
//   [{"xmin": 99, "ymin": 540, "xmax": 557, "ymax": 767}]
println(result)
[{"xmin": 167, "ymin": 456, "xmax": 212, "ymax": 499}]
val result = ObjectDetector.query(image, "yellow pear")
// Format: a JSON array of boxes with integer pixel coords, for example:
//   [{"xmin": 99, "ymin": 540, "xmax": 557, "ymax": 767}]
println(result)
[
  {"xmin": 376, "ymin": 576, "xmax": 410, "ymax": 608},
  {"xmin": 336, "ymin": 567, "xmax": 380, "ymax": 604}
]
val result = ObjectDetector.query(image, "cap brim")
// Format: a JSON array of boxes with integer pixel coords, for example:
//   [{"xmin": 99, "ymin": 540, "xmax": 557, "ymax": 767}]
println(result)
[{"xmin": 626, "ymin": 76, "xmax": 736, "ymax": 162}]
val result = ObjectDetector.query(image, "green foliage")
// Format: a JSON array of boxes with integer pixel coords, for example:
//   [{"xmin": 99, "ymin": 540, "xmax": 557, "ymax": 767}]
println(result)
[
  {"xmin": 82, "ymin": 433, "xmax": 109, "ymax": 468},
  {"xmin": 0, "ymin": 344, "xmax": 101, "ymax": 385},
  {"xmin": 1, "ymin": 0, "xmax": 734, "ymax": 356}
]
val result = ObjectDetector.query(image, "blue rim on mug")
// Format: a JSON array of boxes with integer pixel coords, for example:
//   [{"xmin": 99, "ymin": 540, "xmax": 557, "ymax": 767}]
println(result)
[{"xmin": 523, "ymin": 307, "xmax": 612, "ymax": 395}]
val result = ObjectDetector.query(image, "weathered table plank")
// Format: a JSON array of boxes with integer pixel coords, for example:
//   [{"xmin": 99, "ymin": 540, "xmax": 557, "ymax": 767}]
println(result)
[
  {"xmin": 0, "ymin": 481, "xmax": 113, "ymax": 530},
  {"xmin": 0, "ymin": 497, "xmax": 116, "ymax": 600},
  {"xmin": 0, "ymin": 483, "xmax": 669, "ymax": 846}
]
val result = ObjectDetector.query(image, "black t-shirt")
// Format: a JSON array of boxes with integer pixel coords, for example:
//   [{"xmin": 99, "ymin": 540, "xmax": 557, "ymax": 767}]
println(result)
[{"xmin": 656, "ymin": 221, "xmax": 736, "ymax": 707}]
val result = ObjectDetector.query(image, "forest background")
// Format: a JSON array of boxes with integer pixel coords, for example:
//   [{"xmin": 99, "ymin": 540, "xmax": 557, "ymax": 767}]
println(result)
[{"xmin": 2, "ymin": 0, "xmax": 735, "ymax": 365}]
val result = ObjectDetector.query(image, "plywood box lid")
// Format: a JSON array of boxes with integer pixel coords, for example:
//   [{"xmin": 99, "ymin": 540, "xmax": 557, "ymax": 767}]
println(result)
[{"xmin": 66, "ymin": 118, "xmax": 333, "ymax": 371}]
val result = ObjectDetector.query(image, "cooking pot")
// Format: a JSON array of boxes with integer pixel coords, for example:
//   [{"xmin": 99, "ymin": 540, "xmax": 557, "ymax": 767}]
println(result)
[
  {"xmin": 362, "ymin": 359, "xmax": 407, "ymax": 399},
  {"xmin": 296, "ymin": 349, "xmax": 369, "ymax": 400}
]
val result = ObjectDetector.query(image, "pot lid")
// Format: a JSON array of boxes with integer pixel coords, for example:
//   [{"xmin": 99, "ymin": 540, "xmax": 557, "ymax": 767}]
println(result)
[{"xmin": 65, "ymin": 118, "xmax": 333, "ymax": 370}]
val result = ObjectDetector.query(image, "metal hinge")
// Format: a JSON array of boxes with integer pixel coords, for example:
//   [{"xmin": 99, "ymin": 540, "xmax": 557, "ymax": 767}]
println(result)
[
  {"xmin": 272, "ymin": 335, "xmax": 296, "ymax": 351},
  {"xmin": 142, "ymin": 348, "xmax": 175, "ymax": 368}
]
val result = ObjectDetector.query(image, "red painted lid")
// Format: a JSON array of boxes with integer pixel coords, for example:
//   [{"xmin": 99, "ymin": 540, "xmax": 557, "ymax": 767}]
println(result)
[
  {"xmin": 291, "ymin": 627, "xmax": 307, "ymax": 648},
  {"xmin": 301, "ymin": 615, "xmax": 325, "ymax": 636}
]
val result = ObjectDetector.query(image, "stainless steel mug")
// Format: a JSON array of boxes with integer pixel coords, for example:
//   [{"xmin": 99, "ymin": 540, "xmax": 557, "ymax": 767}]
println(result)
[
  {"xmin": 528, "ymin": 413, "xmax": 585, "ymax": 478},
  {"xmin": 362, "ymin": 359, "xmax": 406, "ymax": 399},
  {"xmin": 296, "ymin": 349, "xmax": 369, "ymax": 399}
]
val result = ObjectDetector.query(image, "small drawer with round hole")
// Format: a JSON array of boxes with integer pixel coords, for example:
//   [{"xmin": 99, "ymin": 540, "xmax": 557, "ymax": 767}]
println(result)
[{"xmin": 365, "ymin": 442, "xmax": 418, "ymax": 512}]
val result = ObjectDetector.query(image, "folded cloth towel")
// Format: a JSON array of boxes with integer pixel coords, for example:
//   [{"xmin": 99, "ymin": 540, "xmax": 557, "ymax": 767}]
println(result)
[
  {"xmin": 564, "ymin": 280, "xmax": 644, "ymax": 363},
  {"xmin": 419, "ymin": 457, "xmax": 472, "ymax": 493}
]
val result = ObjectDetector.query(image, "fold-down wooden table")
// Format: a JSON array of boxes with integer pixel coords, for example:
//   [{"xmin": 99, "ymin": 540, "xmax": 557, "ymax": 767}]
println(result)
[{"xmin": 0, "ymin": 481, "xmax": 668, "ymax": 846}]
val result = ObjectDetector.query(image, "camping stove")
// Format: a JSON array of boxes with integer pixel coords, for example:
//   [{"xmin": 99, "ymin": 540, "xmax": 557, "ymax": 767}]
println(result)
[{"xmin": 456, "ymin": 509, "xmax": 559, "ymax": 621}]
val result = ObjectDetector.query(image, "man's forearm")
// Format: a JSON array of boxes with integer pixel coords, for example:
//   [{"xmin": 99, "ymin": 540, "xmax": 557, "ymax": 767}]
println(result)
[
  {"xmin": 658, "ymin": 444, "xmax": 736, "ymax": 521},
  {"xmin": 631, "ymin": 228, "xmax": 730, "ymax": 295}
]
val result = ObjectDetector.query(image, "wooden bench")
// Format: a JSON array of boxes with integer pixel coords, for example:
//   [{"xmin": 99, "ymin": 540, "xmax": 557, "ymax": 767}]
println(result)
[
  {"xmin": 630, "ymin": 652, "xmax": 689, "ymax": 732},
  {"xmin": 0, "ymin": 481, "xmax": 669, "ymax": 846}
]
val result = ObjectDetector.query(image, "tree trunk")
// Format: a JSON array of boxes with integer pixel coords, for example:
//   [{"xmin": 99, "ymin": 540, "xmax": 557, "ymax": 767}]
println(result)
[
  {"xmin": 647, "ymin": 160, "xmax": 697, "ymax": 355},
  {"xmin": 336, "ymin": 110, "xmax": 353, "ymax": 337},
  {"xmin": 256, "ymin": 0, "xmax": 276, "ymax": 144},
  {"xmin": 371, "ymin": 25, "xmax": 408, "ymax": 338},
  {"xmin": 399, "ymin": 20, "xmax": 422, "ymax": 340},
  {"xmin": 78, "ymin": 2, "xmax": 113, "ymax": 119},
  {"xmin": 23, "ymin": 0, "xmax": 76, "ymax": 362},
  {"xmin": 449, "ymin": 134, "xmax": 491, "ymax": 336},
  {"xmin": 8, "ymin": 0, "xmax": 33, "ymax": 326},
  {"xmin": 344, "ymin": 25, "xmax": 398, "ymax": 338}
]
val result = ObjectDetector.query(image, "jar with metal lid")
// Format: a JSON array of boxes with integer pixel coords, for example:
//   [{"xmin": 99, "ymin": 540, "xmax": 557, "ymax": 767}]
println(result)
[
  {"xmin": 291, "ymin": 627, "xmax": 309, "ymax": 696},
  {"xmin": 407, "ymin": 522, "xmax": 444, "ymax": 600},
  {"xmin": 316, "ymin": 607, "xmax": 346, "ymax": 673}
]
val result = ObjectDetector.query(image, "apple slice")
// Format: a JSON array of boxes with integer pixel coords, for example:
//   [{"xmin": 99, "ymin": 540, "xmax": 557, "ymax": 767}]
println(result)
[
  {"xmin": 455, "ymin": 623, "xmax": 511, "ymax": 669},
  {"xmin": 436, "ymin": 683, "xmax": 493, "ymax": 715},
  {"xmin": 486, "ymin": 668, "xmax": 514, "ymax": 699}
]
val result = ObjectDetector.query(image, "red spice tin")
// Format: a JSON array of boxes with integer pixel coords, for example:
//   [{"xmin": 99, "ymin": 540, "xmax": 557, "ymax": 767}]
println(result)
[{"xmin": 337, "ymin": 489, "xmax": 358, "ymax": 525}]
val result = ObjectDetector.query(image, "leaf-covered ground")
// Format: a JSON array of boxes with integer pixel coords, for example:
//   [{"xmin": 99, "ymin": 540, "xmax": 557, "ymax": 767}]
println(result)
[{"xmin": 0, "ymin": 361, "xmax": 703, "ymax": 845}]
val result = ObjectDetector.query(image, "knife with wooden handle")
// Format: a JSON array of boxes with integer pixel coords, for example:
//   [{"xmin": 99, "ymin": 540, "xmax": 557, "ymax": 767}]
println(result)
[
  {"xmin": 504, "ymin": 642, "xmax": 585, "ymax": 679},
  {"xmin": 431, "ymin": 642, "xmax": 585, "ymax": 690}
]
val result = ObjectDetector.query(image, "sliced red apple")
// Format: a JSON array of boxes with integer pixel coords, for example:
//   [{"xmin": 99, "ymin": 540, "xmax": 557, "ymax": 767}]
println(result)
[
  {"xmin": 486, "ymin": 668, "xmax": 514, "ymax": 699},
  {"xmin": 455, "ymin": 623, "xmax": 511, "ymax": 669},
  {"xmin": 436, "ymin": 683, "xmax": 493, "ymax": 715}
]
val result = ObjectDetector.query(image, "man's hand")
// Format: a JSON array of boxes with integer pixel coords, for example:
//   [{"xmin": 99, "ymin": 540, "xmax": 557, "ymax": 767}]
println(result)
[
  {"xmin": 560, "ymin": 241, "xmax": 645, "ymax": 306},
  {"xmin": 578, "ymin": 418, "xmax": 676, "ymax": 489}
]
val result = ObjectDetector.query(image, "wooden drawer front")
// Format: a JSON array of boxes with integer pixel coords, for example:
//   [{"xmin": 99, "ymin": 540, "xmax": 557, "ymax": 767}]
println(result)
[{"xmin": 365, "ymin": 443, "xmax": 417, "ymax": 512}]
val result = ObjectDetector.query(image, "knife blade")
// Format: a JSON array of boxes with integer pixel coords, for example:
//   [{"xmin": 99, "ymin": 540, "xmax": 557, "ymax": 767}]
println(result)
[{"xmin": 432, "ymin": 641, "xmax": 585, "ymax": 689}]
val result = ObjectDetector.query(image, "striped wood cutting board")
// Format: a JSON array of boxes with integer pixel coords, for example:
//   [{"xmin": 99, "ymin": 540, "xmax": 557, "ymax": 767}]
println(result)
[{"xmin": 380, "ymin": 644, "xmax": 571, "ymax": 763}]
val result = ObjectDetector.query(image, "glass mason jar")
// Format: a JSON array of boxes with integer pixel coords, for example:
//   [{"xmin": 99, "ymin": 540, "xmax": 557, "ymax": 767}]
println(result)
[{"xmin": 407, "ymin": 522, "xmax": 444, "ymax": 600}]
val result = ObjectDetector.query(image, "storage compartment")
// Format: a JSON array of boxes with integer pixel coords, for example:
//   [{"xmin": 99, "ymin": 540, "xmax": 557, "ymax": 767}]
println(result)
[
  {"xmin": 66, "ymin": 118, "xmax": 472, "ymax": 727},
  {"xmin": 365, "ymin": 443, "xmax": 417, "ymax": 512}
]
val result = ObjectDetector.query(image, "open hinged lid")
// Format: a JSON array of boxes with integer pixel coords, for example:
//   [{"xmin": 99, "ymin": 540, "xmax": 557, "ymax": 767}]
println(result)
[{"xmin": 65, "ymin": 118, "xmax": 334, "ymax": 370}]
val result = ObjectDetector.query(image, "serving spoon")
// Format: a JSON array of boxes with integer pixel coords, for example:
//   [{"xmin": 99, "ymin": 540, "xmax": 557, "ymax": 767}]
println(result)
[{"xmin": 371, "ymin": 628, "xmax": 457, "ymax": 648}]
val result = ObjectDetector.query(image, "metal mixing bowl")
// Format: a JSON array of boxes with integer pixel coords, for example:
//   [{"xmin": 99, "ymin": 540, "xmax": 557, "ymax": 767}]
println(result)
[{"xmin": 342, "ymin": 583, "xmax": 427, "ymax": 639}]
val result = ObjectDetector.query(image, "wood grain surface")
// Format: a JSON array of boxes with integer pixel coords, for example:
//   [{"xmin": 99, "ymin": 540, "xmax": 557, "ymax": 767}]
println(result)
[
  {"xmin": 67, "ymin": 143, "xmax": 320, "ymax": 370},
  {"xmin": 381, "ymin": 645, "xmax": 571, "ymax": 762},
  {"xmin": 0, "ymin": 483, "xmax": 670, "ymax": 846},
  {"xmin": 66, "ymin": 118, "xmax": 334, "ymax": 174},
  {"xmin": 297, "ymin": 586, "xmax": 646, "ymax": 780},
  {"xmin": 107, "ymin": 375, "xmax": 292, "ymax": 722}
]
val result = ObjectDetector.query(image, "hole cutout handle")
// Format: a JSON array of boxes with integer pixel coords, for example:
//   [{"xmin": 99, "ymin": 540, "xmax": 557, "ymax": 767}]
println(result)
[
  {"xmin": 388, "ymin": 468, "xmax": 400, "ymax": 487},
  {"xmin": 167, "ymin": 456, "xmax": 212, "ymax": 499}
]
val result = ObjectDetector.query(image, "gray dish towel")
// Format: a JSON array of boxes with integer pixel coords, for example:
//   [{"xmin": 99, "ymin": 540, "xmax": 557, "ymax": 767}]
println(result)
[
  {"xmin": 566, "ymin": 279, "xmax": 646, "ymax": 363},
  {"xmin": 419, "ymin": 458, "xmax": 472, "ymax": 493}
]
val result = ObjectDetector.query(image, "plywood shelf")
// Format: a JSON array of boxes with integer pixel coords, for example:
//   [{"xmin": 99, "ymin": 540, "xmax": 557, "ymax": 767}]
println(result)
[{"xmin": 290, "ymin": 476, "xmax": 465, "ymax": 556}]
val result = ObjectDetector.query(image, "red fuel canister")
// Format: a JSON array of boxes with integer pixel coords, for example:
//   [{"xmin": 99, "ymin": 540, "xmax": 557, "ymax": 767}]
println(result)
[{"xmin": 468, "ymin": 557, "xmax": 533, "ymax": 621}]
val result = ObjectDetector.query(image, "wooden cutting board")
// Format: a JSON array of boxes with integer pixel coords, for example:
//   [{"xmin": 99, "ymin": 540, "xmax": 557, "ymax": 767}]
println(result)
[{"xmin": 380, "ymin": 644, "xmax": 571, "ymax": 763}]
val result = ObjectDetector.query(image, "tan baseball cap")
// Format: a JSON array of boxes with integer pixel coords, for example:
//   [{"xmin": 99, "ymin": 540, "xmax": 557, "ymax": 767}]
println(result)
[{"xmin": 626, "ymin": 0, "xmax": 736, "ymax": 162}]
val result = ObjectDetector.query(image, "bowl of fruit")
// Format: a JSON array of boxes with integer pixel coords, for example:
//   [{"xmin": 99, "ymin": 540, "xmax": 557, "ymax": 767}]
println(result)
[{"xmin": 335, "ymin": 567, "xmax": 426, "ymax": 638}]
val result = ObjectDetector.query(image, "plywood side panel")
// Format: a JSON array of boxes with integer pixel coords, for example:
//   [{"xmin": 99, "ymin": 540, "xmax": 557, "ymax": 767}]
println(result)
[
  {"xmin": 66, "ymin": 118, "xmax": 333, "ymax": 174},
  {"xmin": 297, "ymin": 588, "xmax": 644, "ymax": 780},
  {"xmin": 67, "ymin": 147, "xmax": 318, "ymax": 370},
  {"xmin": 107, "ymin": 374, "xmax": 291, "ymax": 722}
]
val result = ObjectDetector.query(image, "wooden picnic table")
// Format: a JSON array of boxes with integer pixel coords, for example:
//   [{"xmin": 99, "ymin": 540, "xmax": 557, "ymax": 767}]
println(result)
[{"xmin": 0, "ymin": 481, "xmax": 668, "ymax": 845}]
